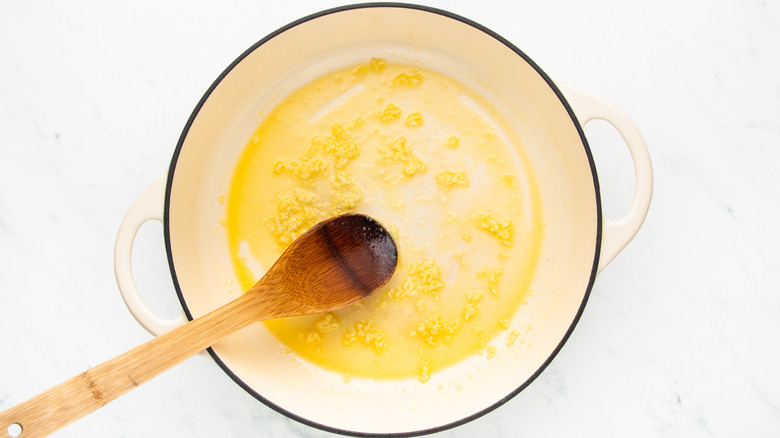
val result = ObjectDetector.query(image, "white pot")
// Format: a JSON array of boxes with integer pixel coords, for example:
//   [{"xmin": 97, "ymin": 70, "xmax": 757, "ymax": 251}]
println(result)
[{"xmin": 114, "ymin": 4, "xmax": 652, "ymax": 436}]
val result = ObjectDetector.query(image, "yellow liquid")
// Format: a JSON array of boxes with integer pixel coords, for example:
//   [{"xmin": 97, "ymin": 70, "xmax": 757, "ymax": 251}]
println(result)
[{"xmin": 225, "ymin": 60, "xmax": 543, "ymax": 382}]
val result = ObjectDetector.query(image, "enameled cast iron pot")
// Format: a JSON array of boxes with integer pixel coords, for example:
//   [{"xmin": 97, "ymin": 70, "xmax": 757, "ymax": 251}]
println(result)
[{"xmin": 114, "ymin": 4, "xmax": 652, "ymax": 436}]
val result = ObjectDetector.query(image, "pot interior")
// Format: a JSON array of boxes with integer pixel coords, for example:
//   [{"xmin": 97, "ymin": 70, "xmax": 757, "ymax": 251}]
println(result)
[{"xmin": 165, "ymin": 5, "xmax": 599, "ymax": 435}]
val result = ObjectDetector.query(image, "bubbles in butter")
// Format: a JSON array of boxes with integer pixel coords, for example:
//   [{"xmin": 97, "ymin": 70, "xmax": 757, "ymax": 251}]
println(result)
[{"xmin": 224, "ymin": 59, "xmax": 543, "ymax": 383}]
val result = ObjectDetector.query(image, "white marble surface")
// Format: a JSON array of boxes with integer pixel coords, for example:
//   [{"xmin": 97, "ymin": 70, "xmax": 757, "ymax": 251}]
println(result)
[{"xmin": 1, "ymin": 0, "xmax": 778, "ymax": 436}]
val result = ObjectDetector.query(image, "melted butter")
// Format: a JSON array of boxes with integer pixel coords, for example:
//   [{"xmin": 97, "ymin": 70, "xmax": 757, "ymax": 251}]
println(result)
[{"xmin": 225, "ymin": 60, "xmax": 543, "ymax": 382}]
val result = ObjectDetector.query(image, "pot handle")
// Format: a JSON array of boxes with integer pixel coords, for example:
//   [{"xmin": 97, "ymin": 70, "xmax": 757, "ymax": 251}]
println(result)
[
  {"xmin": 114, "ymin": 173, "xmax": 188, "ymax": 336},
  {"xmin": 561, "ymin": 87, "xmax": 653, "ymax": 273}
]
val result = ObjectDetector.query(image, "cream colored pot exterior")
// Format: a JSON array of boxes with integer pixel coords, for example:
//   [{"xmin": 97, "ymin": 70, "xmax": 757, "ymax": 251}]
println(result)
[{"xmin": 114, "ymin": 5, "xmax": 652, "ymax": 436}]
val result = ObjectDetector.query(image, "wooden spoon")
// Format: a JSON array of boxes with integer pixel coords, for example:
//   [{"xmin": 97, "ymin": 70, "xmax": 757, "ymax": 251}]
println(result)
[{"xmin": 0, "ymin": 213, "xmax": 397, "ymax": 438}]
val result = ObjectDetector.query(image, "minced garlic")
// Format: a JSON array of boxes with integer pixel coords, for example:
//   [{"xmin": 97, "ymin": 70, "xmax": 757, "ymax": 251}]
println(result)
[
  {"xmin": 316, "ymin": 313, "xmax": 340, "ymax": 333},
  {"xmin": 393, "ymin": 72, "xmax": 424, "ymax": 87},
  {"xmin": 354, "ymin": 58, "xmax": 387, "ymax": 76},
  {"xmin": 387, "ymin": 258, "xmax": 444, "ymax": 301},
  {"xmin": 378, "ymin": 136, "xmax": 427, "ymax": 177},
  {"xmin": 370, "ymin": 58, "xmax": 386, "ymax": 72},
  {"xmin": 405, "ymin": 112, "xmax": 424, "ymax": 127},
  {"xmin": 379, "ymin": 103, "xmax": 402, "ymax": 123},
  {"xmin": 343, "ymin": 320, "xmax": 387, "ymax": 353},
  {"xmin": 329, "ymin": 185, "xmax": 363, "ymax": 215},
  {"xmin": 435, "ymin": 170, "xmax": 469, "ymax": 190},
  {"xmin": 331, "ymin": 123, "xmax": 348, "ymax": 141},
  {"xmin": 502, "ymin": 173, "xmax": 517, "ymax": 186},
  {"xmin": 418, "ymin": 362, "xmax": 431, "ymax": 384},
  {"xmin": 507, "ymin": 329, "xmax": 521, "ymax": 347},
  {"xmin": 266, "ymin": 189, "xmax": 319, "ymax": 249},
  {"xmin": 412, "ymin": 314, "xmax": 460, "ymax": 347},
  {"xmin": 474, "ymin": 211, "xmax": 513, "ymax": 247},
  {"xmin": 306, "ymin": 331, "xmax": 323, "ymax": 357},
  {"xmin": 325, "ymin": 140, "xmax": 359, "ymax": 169},
  {"xmin": 462, "ymin": 304, "xmax": 478, "ymax": 321},
  {"xmin": 290, "ymin": 158, "xmax": 328, "ymax": 182}
]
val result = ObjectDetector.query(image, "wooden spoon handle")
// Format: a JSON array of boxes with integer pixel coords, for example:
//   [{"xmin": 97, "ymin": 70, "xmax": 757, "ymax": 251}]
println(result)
[{"xmin": 0, "ymin": 291, "xmax": 264, "ymax": 438}]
